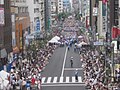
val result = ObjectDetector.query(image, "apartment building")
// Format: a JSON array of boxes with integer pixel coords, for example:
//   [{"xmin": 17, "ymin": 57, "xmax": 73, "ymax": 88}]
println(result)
[{"xmin": 26, "ymin": 0, "xmax": 45, "ymax": 34}]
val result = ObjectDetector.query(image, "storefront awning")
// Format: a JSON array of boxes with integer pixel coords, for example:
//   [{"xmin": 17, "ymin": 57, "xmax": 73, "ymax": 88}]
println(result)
[{"xmin": 0, "ymin": 48, "xmax": 7, "ymax": 58}]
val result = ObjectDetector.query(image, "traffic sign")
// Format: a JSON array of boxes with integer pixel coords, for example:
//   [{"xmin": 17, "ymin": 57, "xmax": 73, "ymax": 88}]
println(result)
[{"xmin": 93, "ymin": 41, "xmax": 103, "ymax": 46}]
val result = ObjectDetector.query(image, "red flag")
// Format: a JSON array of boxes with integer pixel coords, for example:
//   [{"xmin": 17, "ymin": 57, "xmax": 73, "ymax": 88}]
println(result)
[{"xmin": 102, "ymin": 0, "xmax": 107, "ymax": 4}]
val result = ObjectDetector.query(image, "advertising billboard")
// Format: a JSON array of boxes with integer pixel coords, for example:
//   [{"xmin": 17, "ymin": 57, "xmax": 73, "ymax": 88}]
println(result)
[
  {"xmin": 0, "ymin": 0, "xmax": 4, "ymax": 5},
  {"xmin": 0, "ymin": 8, "xmax": 4, "ymax": 25}
]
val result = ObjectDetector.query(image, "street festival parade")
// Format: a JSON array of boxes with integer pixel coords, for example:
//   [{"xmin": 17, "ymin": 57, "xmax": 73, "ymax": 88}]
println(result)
[{"xmin": 0, "ymin": 0, "xmax": 120, "ymax": 90}]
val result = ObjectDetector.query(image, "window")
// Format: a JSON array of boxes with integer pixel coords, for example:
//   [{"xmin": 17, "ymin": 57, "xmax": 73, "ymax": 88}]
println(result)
[
  {"xmin": 34, "ymin": 8, "xmax": 39, "ymax": 13},
  {"xmin": 25, "ymin": 7, "xmax": 28, "ymax": 12}
]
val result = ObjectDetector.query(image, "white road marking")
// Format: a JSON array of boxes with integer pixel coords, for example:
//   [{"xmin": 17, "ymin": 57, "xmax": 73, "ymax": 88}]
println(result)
[
  {"xmin": 59, "ymin": 77, "xmax": 64, "ymax": 83},
  {"xmin": 64, "ymin": 68, "xmax": 83, "ymax": 70},
  {"xmin": 47, "ymin": 77, "xmax": 52, "ymax": 83},
  {"xmin": 41, "ymin": 83, "xmax": 86, "ymax": 87},
  {"xmin": 78, "ymin": 77, "xmax": 82, "ymax": 83},
  {"xmin": 42, "ymin": 76, "xmax": 84, "ymax": 84},
  {"xmin": 72, "ymin": 76, "xmax": 76, "ymax": 83},
  {"xmin": 61, "ymin": 47, "xmax": 68, "ymax": 77},
  {"xmin": 66, "ymin": 77, "xmax": 69, "ymax": 83},
  {"xmin": 42, "ymin": 77, "xmax": 46, "ymax": 84},
  {"xmin": 53, "ymin": 77, "xmax": 58, "ymax": 83}
]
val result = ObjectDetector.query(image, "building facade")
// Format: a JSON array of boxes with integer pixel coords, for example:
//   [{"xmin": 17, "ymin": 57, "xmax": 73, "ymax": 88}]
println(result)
[
  {"xmin": 72, "ymin": 0, "xmax": 80, "ymax": 13},
  {"xmin": 63, "ymin": 0, "xmax": 71, "ymax": 13},
  {"xmin": 50, "ymin": 0, "xmax": 57, "ymax": 28},
  {"xmin": 57, "ymin": 0, "xmax": 63, "ymax": 14},
  {"xmin": 26, "ymin": 0, "xmax": 45, "ymax": 33},
  {"xmin": 44, "ymin": 0, "xmax": 51, "ymax": 33},
  {"xmin": 119, "ymin": 0, "xmax": 120, "ymax": 28},
  {"xmin": 0, "ymin": 0, "xmax": 12, "ymax": 69},
  {"xmin": 10, "ymin": 0, "xmax": 30, "ymax": 57},
  {"xmin": 109, "ymin": 0, "xmax": 119, "ymax": 40}
]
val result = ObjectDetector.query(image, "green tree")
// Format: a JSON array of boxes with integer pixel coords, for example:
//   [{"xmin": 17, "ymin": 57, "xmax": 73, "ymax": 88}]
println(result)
[{"xmin": 57, "ymin": 12, "xmax": 69, "ymax": 21}]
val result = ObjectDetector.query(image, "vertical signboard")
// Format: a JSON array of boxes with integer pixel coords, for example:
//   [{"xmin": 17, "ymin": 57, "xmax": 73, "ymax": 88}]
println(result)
[
  {"xmin": 19, "ymin": 24, "xmax": 23, "ymax": 50},
  {"xmin": 36, "ymin": 19, "xmax": 40, "ymax": 32},
  {"xmin": 93, "ymin": 7, "xmax": 98, "ymax": 16},
  {"xmin": 102, "ymin": 3, "xmax": 107, "ymax": 32},
  {"xmin": 0, "ymin": 8, "xmax": 4, "ymax": 25}
]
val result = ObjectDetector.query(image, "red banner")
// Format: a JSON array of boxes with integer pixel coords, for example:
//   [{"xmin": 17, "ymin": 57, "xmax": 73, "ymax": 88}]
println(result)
[
  {"xmin": 102, "ymin": 0, "xmax": 107, "ymax": 4},
  {"xmin": 112, "ymin": 27, "xmax": 119, "ymax": 39}
]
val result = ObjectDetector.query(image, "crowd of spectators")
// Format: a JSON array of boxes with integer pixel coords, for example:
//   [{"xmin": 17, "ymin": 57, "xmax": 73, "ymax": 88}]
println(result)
[
  {"xmin": 80, "ymin": 47, "xmax": 110, "ymax": 90},
  {"xmin": 5, "ymin": 44, "xmax": 57, "ymax": 90}
]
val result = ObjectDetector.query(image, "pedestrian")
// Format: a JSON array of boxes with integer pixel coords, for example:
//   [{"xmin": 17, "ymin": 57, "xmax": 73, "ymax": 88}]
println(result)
[
  {"xmin": 75, "ymin": 69, "xmax": 78, "ymax": 82},
  {"xmin": 68, "ymin": 45, "xmax": 70, "ymax": 51},
  {"xmin": 70, "ymin": 57, "xmax": 73, "ymax": 68}
]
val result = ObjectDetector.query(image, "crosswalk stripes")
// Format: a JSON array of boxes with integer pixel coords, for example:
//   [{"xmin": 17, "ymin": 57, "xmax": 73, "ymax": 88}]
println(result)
[
  {"xmin": 53, "ymin": 77, "xmax": 57, "ymax": 83},
  {"xmin": 66, "ymin": 77, "xmax": 69, "ymax": 83},
  {"xmin": 41, "ymin": 76, "xmax": 83, "ymax": 84},
  {"xmin": 78, "ymin": 77, "xmax": 82, "ymax": 83},
  {"xmin": 72, "ymin": 77, "xmax": 76, "ymax": 83},
  {"xmin": 42, "ymin": 77, "xmax": 46, "ymax": 83},
  {"xmin": 59, "ymin": 77, "xmax": 64, "ymax": 83},
  {"xmin": 47, "ymin": 77, "xmax": 52, "ymax": 83}
]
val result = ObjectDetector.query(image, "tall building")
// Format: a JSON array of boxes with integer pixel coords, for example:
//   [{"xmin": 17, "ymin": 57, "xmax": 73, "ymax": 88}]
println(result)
[
  {"xmin": 109, "ymin": 0, "xmax": 119, "ymax": 40},
  {"xmin": 10, "ymin": 0, "xmax": 30, "ymax": 59},
  {"xmin": 72, "ymin": 0, "xmax": 80, "ymax": 13},
  {"xmin": 57, "ymin": 0, "xmax": 63, "ymax": 14},
  {"xmin": 81, "ymin": 0, "xmax": 90, "ymax": 26},
  {"xmin": 110, "ymin": 0, "xmax": 119, "ymax": 28},
  {"xmin": 63, "ymin": 0, "xmax": 71, "ymax": 13},
  {"xmin": 119, "ymin": 0, "xmax": 120, "ymax": 28},
  {"xmin": 44, "ymin": 0, "xmax": 51, "ymax": 33},
  {"xmin": 97, "ymin": 1, "xmax": 106, "ymax": 38},
  {"xmin": 50, "ymin": 0, "xmax": 64, "ymax": 28},
  {"xmin": 26, "ymin": 0, "xmax": 45, "ymax": 34},
  {"xmin": 50, "ymin": 0, "xmax": 57, "ymax": 28},
  {"xmin": 0, "ymin": 0, "xmax": 12, "ymax": 69}
]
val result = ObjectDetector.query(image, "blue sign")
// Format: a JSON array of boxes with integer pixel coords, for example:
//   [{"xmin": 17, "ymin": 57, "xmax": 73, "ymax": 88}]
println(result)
[{"xmin": 36, "ymin": 19, "xmax": 40, "ymax": 32}]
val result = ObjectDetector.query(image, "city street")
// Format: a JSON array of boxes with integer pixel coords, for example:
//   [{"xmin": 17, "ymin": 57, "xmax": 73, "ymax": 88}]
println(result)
[
  {"xmin": 41, "ymin": 46, "xmax": 86, "ymax": 90},
  {"xmin": 1, "ymin": 0, "xmax": 120, "ymax": 90}
]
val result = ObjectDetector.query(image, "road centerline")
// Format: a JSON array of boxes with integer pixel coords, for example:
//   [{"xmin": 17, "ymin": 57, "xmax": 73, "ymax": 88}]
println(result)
[
  {"xmin": 64, "ymin": 68, "xmax": 83, "ymax": 71},
  {"xmin": 61, "ymin": 47, "xmax": 68, "ymax": 77}
]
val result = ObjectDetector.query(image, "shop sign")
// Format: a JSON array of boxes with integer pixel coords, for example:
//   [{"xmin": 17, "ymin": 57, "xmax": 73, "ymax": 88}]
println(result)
[
  {"xmin": 0, "ymin": 8, "xmax": 4, "ymax": 25},
  {"xmin": 36, "ymin": 19, "xmax": 40, "ymax": 32},
  {"xmin": 93, "ymin": 7, "xmax": 98, "ymax": 16},
  {"xmin": 0, "ymin": 0, "xmax": 4, "ymax": 5}
]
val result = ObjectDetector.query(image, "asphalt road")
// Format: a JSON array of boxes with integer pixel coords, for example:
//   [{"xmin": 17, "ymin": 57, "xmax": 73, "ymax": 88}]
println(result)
[{"xmin": 41, "ymin": 45, "xmax": 86, "ymax": 90}]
